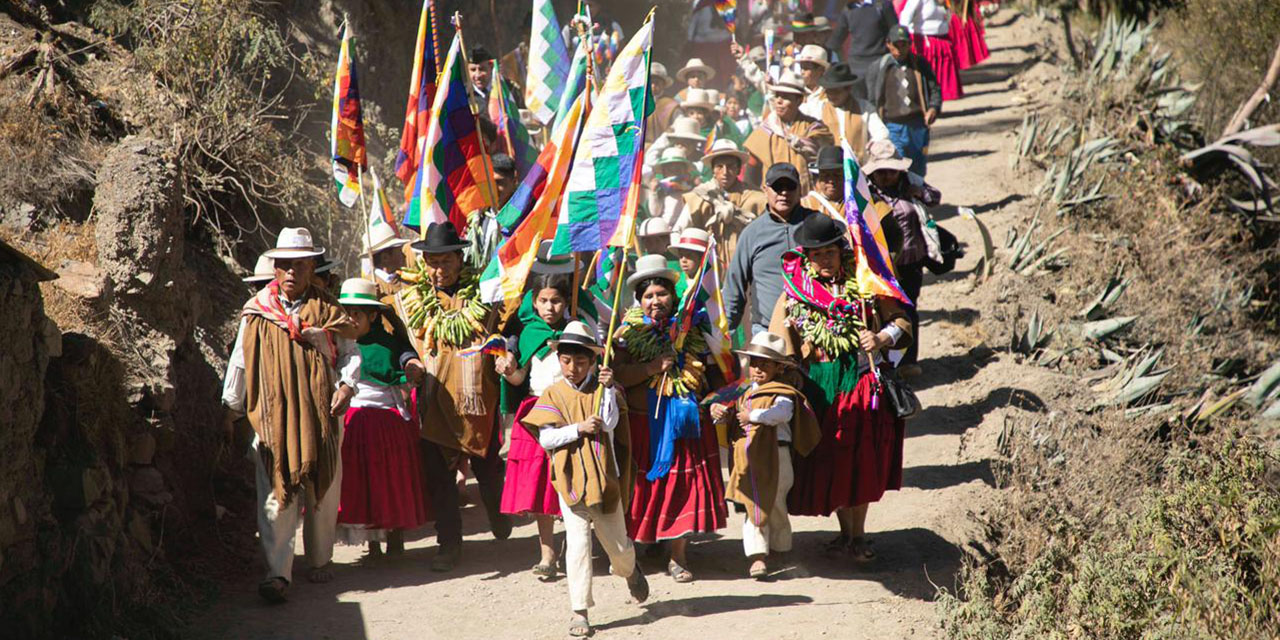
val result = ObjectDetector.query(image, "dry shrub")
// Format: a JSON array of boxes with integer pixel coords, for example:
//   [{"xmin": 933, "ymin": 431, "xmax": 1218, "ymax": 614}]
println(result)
[{"xmin": 0, "ymin": 80, "xmax": 101, "ymax": 218}]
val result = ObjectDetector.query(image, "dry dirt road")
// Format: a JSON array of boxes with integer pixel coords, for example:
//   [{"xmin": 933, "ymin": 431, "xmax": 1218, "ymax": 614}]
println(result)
[{"xmin": 191, "ymin": 12, "xmax": 1061, "ymax": 640}]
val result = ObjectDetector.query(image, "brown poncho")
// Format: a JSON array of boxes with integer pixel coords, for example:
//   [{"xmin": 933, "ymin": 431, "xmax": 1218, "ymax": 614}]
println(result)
[
  {"xmin": 725, "ymin": 380, "xmax": 820, "ymax": 526},
  {"xmin": 241, "ymin": 282, "xmax": 356, "ymax": 504},
  {"xmin": 520, "ymin": 379, "xmax": 633, "ymax": 513}
]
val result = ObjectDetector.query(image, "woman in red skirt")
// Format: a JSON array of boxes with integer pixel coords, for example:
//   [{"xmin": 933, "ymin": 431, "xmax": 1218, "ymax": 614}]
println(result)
[
  {"xmin": 336, "ymin": 278, "xmax": 432, "ymax": 557},
  {"xmin": 897, "ymin": 0, "xmax": 964, "ymax": 101},
  {"xmin": 497, "ymin": 268, "xmax": 575, "ymax": 579},
  {"xmin": 613, "ymin": 254, "xmax": 727, "ymax": 584},
  {"xmin": 767, "ymin": 215, "xmax": 913, "ymax": 562},
  {"xmin": 948, "ymin": 0, "xmax": 990, "ymax": 70}
]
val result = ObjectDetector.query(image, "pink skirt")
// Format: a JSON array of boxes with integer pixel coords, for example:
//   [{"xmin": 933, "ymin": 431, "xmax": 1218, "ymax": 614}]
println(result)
[
  {"xmin": 626, "ymin": 410, "xmax": 727, "ymax": 543},
  {"xmin": 788, "ymin": 373, "xmax": 905, "ymax": 516},
  {"xmin": 338, "ymin": 406, "xmax": 432, "ymax": 530},
  {"xmin": 499, "ymin": 396, "xmax": 561, "ymax": 517},
  {"xmin": 950, "ymin": 13, "xmax": 990, "ymax": 69},
  {"xmin": 911, "ymin": 33, "xmax": 964, "ymax": 101}
]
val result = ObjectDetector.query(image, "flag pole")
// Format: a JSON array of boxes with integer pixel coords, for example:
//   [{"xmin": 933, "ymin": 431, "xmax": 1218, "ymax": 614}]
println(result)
[
  {"xmin": 570, "ymin": 254, "xmax": 581, "ymax": 318},
  {"xmin": 452, "ymin": 12, "xmax": 504, "ymax": 227},
  {"xmin": 357, "ymin": 166, "xmax": 374, "ymax": 282}
]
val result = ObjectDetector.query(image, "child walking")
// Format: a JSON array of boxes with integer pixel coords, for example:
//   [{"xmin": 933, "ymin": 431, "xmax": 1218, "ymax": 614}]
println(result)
[
  {"xmin": 711, "ymin": 332, "xmax": 820, "ymax": 579},
  {"xmin": 519, "ymin": 322, "xmax": 650, "ymax": 637},
  {"xmin": 335, "ymin": 278, "xmax": 431, "ymax": 557}
]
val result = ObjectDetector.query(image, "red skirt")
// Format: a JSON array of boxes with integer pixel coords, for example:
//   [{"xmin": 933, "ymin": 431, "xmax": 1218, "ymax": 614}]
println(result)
[
  {"xmin": 500, "ymin": 396, "xmax": 561, "ymax": 517},
  {"xmin": 338, "ymin": 406, "xmax": 432, "ymax": 530},
  {"xmin": 950, "ymin": 13, "xmax": 990, "ymax": 70},
  {"xmin": 627, "ymin": 410, "xmax": 727, "ymax": 543},
  {"xmin": 911, "ymin": 33, "xmax": 964, "ymax": 101},
  {"xmin": 789, "ymin": 373, "xmax": 905, "ymax": 516}
]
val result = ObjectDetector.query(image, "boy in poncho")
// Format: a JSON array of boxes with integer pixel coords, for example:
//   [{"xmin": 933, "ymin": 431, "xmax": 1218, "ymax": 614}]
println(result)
[
  {"xmin": 519, "ymin": 321, "xmax": 650, "ymax": 637},
  {"xmin": 710, "ymin": 331, "xmax": 820, "ymax": 579}
]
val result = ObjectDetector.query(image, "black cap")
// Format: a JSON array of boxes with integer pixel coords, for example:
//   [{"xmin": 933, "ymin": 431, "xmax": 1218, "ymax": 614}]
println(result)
[
  {"xmin": 794, "ymin": 213, "xmax": 849, "ymax": 250},
  {"xmin": 809, "ymin": 146, "xmax": 843, "ymax": 174},
  {"xmin": 411, "ymin": 221, "xmax": 469, "ymax": 254},
  {"xmin": 818, "ymin": 62, "xmax": 860, "ymax": 89},
  {"xmin": 889, "ymin": 25, "xmax": 911, "ymax": 43},
  {"xmin": 491, "ymin": 153, "xmax": 516, "ymax": 175},
  {"xmin": 764, "ymin": 163, "xmax": 801, "ymax": 188},
  {"xmin": 469, "ymin": 46, "xmax": 495, "ymax": 63}
]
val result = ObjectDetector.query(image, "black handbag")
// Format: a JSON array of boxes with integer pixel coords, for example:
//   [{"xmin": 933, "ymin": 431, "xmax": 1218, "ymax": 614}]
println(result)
[
  {"xmin": 924, "ymin": 225, "xmax": 964, "ymax": 275},
  {"xmin": 880, "ymin": 370, "xmax": 922, "ymax": 419}
]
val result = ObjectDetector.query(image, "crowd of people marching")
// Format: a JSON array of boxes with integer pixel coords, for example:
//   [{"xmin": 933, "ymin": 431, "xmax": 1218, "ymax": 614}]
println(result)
[{"xmin": 221, "ymin": 0, "xmax": 991, "ymax": 636}]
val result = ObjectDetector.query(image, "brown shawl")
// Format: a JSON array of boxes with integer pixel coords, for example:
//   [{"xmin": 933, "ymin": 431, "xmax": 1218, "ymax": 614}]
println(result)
[
  {"xmin": 521, "ymin": 379, "xmax": 633, "ymax": 513},
  {"xmin": 241, "ymin": 283, "xmax": 356, "ymax": 504},
  {"xmin": 725, "ymin": 380, "xmax": 820, "ymax": 526},
  {"xmin": 743, "ymin": 112, "xmax": 833, "ymax": 194}
]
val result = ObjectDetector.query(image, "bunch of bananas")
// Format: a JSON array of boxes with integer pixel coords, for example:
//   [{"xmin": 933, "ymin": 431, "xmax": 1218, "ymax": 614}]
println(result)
[
  {"xmin": 398, "ymin": 259, "xmax": 488, "ymax": 351},
  {"xmin": 617, "ymin": 308, "xmax": 710, "ymax": 396},
  {"xmin": 650, "ymin": 358, "xmax": 706, "ymax": 397},
  {"xmin": 787, "ymin": 300, "xmax": 866, "ymax": 357}
]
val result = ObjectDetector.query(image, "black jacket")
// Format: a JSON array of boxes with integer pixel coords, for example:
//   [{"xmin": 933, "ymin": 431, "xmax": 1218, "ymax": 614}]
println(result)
[{"xmin": 826, "ymin": 0, "xmax": 899, "ymax": 62}]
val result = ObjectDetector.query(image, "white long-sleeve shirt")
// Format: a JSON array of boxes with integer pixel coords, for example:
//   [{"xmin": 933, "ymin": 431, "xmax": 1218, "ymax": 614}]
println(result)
[
  {"xmin": 537, "ymin": 374, "xmax": 620, "ymax": 450},
  {"xmin": 899, "ymin": 0, "xmax": 951, "ymax": 37},
  {"xmin": 747, "ymin": 384, "xmax": 796, "ymax": 442},
  {"xmin": 221, "ymin": 295, "xmax": 361, "ymax": 414}
]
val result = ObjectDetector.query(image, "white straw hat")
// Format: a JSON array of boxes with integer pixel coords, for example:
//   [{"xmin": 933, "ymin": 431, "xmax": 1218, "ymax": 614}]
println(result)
[
  {"xmin": 637, "ymin": 217, "xmax": 672, "ymax": 238},
  {"xmin": 626, "ymin": 254, "xmax": 679, "ymax": 290},
  {"xmin": 680, "ymin": 88, "xmax": 717, "ymax": 112},
  {"xmin": 795, "ymin": 44, "xmax": 830, "ymax": 68},
  {"xmin": 667, "ymin": 116, "xmax": 706, "ymax": 143},
  {"xmin": 549, "ymin": 320, "xmax": 604, "ymax": 353},
  {"xmin": 264, "ymin": 227, "xmax": 326, "ymax": 259},
  {"xmin": 670, "ymin": 228, "xmax": 711, "ymax": 253},
  {"xmin": 530, "ymin": 239, "xmax": 575, "ymax": 275},
  {"xmin": 242, "ymin": 254, "xmax": 275, "ymax": 284},
  {"xmin": 768, "ymin": 71, "xmax": 806, "ymax": 96},
  {"xmin": 733, "ymin": 330, "xmax": 792, "ymax": 364},
  {"xmin": 701, "ymin": 138, "xmax": 749, "ymax": 164},
  {"xmin": 363, "ymin": 223, "xmax": 410, "ymax": 255},
  {"xmin": 862, "ymin": 139, "xmax": 913, "ymax": 174},
  {"xmin": 676, "ymin": 58, "xmax": 716, "ymax": 83},
  {"xmin": 337, "ymin": 277, "xmax": 388, "ymax": 308}
]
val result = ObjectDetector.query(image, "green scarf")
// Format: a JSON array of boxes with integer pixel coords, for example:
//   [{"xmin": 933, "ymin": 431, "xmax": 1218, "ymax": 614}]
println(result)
[
  {"xmin": 357, "ymin": 322, "xmax": 409, "ymax": 387},
  {"xmin": 516, "ymin": 292, "xmax": 567, "ymax": 368}
]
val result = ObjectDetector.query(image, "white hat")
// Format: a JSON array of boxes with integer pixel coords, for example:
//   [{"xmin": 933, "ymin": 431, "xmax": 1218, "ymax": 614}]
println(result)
[
  {"xmin": 862, "ymin": 139, "xmax": 913, "ymax": 174},
  {"xmin": 626, "ymin": 253, "xmax": 679, "ymax": 290},
  {"xmin": 795, "ymin": 44, "xmax": 830, "ymax": 69},
  {"xmin": 667, "ymin": 116, "xmax": 706, "ymax": 143},
  {"xmin": 670, "ymin": 228, "xmax": 711, "ymax": 253},
  {"xmin": 637, "ymin": 217, "xmax": 672, "ymax": 238},
  {"xmin": 242, "ymin": 254, "xmax": 275, "ymax": 284},
  {"xmin": 812, "ymin": 16, "xmax": 833, "ymax": 32},
  {"xmin": 733, "ymin": 330, "xmax": 792, "ymax": 364},
  {"xmin": 337, "ymin": 277, "xmax": 388, "ymax": 308},
  {"xmin": 363, "ymin": 222, "xmax": 410, "ymax": 255},
  {"xmin": 651, "ymin": 62, "xmax": 673, "ymax": 88},
  {"xmin": 768, "ymin": 71, "xmax": 806, "ymax": 96},
  {"xmin": 315, "ymin": 258, "xmax": 342, "ymax": 275},
  {"xmin": 701, "ymin": 138, "xmax": 749, "ymax": 164},
  {"xmin": 530, "ymin": 239, "xmax": 575, "ymax": 275},
  {"xmin": 549, "ymin": 320, "xmax": 604, "ymax": 354},
  {"xmin": 655, "ymin": 145, "xmax": 694, "ymax": 169},
  {"xmin": 264, "ymin": 227, "xmax": 326, "ymax": 259},
  {"xmin": 676, "ymin": 58, "xmax": 716, "ymax": 83},
  {"xmin": 680, "ymin": 88, "xmax": 717, "ymax": 112}
]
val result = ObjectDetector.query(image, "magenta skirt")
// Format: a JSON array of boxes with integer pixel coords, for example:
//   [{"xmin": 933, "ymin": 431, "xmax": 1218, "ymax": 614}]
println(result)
[
  {"xmin": 338, "ymin": 406, "xmax": 432, "ymax": 530},
  {"xmin": 500, "ymin": 396, "xmax": 561, "ymax": 517},
  {"xmin": 911, "ymin": 33, "xmax": 964, "ymax": 101},
  {"xmin": 950, "ymin": 13, "xmax": 990, "ymax": 70}
]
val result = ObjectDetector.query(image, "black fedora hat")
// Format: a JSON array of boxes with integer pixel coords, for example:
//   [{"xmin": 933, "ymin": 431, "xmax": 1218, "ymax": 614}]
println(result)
[
  {"xmin": 411, "ymin": 221, "xmax": 469, "ymax": 254},
  {"xmin": 808, "ymin": 145, "xmax": 843, "ymax": 174},
  {"xmin": 795, "ymin": 212, "xmax": 848, "ymax": 250},
  {"xmin": 469, "ymin": 46, "xmax": 495, "ymax": 63},
  {"xmin": 818, "ymin": 62, "xmax": 860, "ymax": 89}
]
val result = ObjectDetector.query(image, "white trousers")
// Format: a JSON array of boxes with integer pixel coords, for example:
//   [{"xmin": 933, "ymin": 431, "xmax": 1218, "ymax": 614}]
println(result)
[
  {"xmin": 251, "ymin": 434, "xmax": 342, "ymax": 583},
  {"xmin": 558, "ymin": 494, "xmax": 636, "ymax": 611},
  {"xmin": 742, "ymin": 447, "xmax": 794, "ymax": 557}
]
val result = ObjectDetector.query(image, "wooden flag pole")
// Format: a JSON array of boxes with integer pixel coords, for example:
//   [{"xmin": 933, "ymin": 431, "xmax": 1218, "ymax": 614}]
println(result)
[
  {"xmin": 452, "ymin": 12, "xmax": 504, "ymax": 224},
  {"xmin": 570, "ymin": 253, "xmax": 581, "ymax": 318},
  {"xmin": 356, "ymin": 165, "xmax": 375, "ymax": 282}
]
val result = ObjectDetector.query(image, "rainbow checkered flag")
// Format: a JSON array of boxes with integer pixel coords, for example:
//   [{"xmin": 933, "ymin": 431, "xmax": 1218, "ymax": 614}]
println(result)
[
  {"xmin": 841, "ymin": 139, "xmax": 913, "ymax": 307},
  {"xmin": 404, "ymin": 33, "xmax": 494, "ymax": 232},
  {"xmin": 524, "ymin": 0, "xmax": 571, "ymax": 126},
  {"xmin": 331, "ymin": 25, "xmax": 366, "ymax": 207},
  {"xmin": 550, "ymin": 16, "xmax": 654, "ymax": 255},
  {"xmin": 488, "ymin": 66, "xmax": 539, "ymax": 177},
  {"xmin": 395, "ymin": 0, "xmax": 440, "ymax": 190},
  {"xmin": 714, "ymin": 0, "xmax": 737, "ymax": 35}
]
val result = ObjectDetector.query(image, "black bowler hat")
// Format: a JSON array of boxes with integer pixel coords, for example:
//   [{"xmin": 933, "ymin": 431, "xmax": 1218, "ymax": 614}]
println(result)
[
  {"xmin": 808, "ymin": 146, "xmax": 843, "ymax": 174},
  {"xmin": 818, "ymin": 62, "xmax": 861, "ymax": 89},
  {"xmin": 411, "ymin": 221, "xmax": 469, "ymax": 254},
  {"xmin": 794, "ymin": 212, "xmax": 849, "ymax": 250},
  {"xmin": 765, "ymin": 163, "xmax": 801, "ymax": 188},
  {"xmin": 469, "ymin": 46, "xmax": 495, "ymax": 63}
]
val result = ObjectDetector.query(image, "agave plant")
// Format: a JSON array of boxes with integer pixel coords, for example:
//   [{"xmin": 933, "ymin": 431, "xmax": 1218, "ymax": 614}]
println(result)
[{"xmin": 1179, "ymin": 124, "xmax": 1279, "ymax": 220}]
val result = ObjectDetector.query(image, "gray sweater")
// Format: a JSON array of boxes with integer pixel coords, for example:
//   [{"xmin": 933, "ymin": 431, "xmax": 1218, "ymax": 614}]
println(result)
[{"xmin": 724, "ymin": 206, "xmax": 818, "ymax": 330}]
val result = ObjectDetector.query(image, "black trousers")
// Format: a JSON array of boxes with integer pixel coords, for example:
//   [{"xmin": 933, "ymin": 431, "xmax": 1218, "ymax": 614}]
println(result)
[
  {"xmin": 898, "ymin": 263, "xmax": 925, "ymax": 366},
  {"xmin": 420, "ymin": 425, "xmax": 506, "ymax": 547}
]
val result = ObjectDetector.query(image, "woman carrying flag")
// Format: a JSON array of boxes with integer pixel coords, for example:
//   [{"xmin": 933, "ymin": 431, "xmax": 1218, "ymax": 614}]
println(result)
[
  {"xmin": 613, "ymin": 255, "xmax": 727, "ymax": 584},
  {"xmin": 767, "ymin": 214, "xmax": 912, "ymax": 562}
]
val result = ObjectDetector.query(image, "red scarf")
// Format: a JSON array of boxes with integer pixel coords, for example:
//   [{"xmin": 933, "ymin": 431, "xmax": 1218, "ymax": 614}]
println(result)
[{"xmin": 241, "ymin": 281, "xmax": 339, "ymax": 367}]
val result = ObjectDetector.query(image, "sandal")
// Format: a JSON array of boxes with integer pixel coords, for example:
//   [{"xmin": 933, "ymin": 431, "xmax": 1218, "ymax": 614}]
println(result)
[
  {"xmin": 257, "ymin": 577, "xmax": 288, "ymax": 604},
  {"xmin": 668, "ymin": 559, "xmax": 694, "ymax": 583},
  {"xmin": 824, "ymin": 534, "xmax": 851, "ymax": 554},
  {"xmin": 307, "ymin": 563, "xmax": 334, "ymax": 583},
  {"xmin": 748, "ymin": 559, "xmax": 769, "ymax": 580},
  {"xmin": 531, "ymin": 563, "xmax": 557, "ymax": 579},
  {"xmin": 849, "ymin": 536, "xmax": 876, "ymax": 562},
  {"xmin": 569, "ymin": 613, "xmax": 594, "ymax": 638}
]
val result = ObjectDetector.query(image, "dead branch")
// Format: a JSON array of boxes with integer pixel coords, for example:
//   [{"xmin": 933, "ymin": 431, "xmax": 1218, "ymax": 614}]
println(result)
[{"xmin": 1222, "ymin": 38, "xmax": 1280, "ymax": 138}]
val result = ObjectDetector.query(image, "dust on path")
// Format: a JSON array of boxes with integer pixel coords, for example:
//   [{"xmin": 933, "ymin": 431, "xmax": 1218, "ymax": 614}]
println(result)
[{"xmin": 190, "ymin": 13, "xmax": 1059, "ymax": 640}]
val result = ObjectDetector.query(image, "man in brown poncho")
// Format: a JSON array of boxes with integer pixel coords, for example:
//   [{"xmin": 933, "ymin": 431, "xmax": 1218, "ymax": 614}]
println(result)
[
  {"xmin": 683, "ymin": 139, "xmax": 768, "ymax": 266},
  {"xmin": 404, "ymin": 221, "xmax": 515, "ymax": 572},
  {"xmin": 741, "ymin": 71, "xmax": 833, "ymax": 193},
  {"xmin": 222, "ymin": 227, "xmax": 361, "ymax": 603}
]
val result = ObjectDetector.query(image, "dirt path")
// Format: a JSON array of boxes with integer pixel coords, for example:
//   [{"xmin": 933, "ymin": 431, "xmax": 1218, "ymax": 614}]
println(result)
[{"xmin": 191, "ymin": 13, "xmax": 1058, "ymax": 639}]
